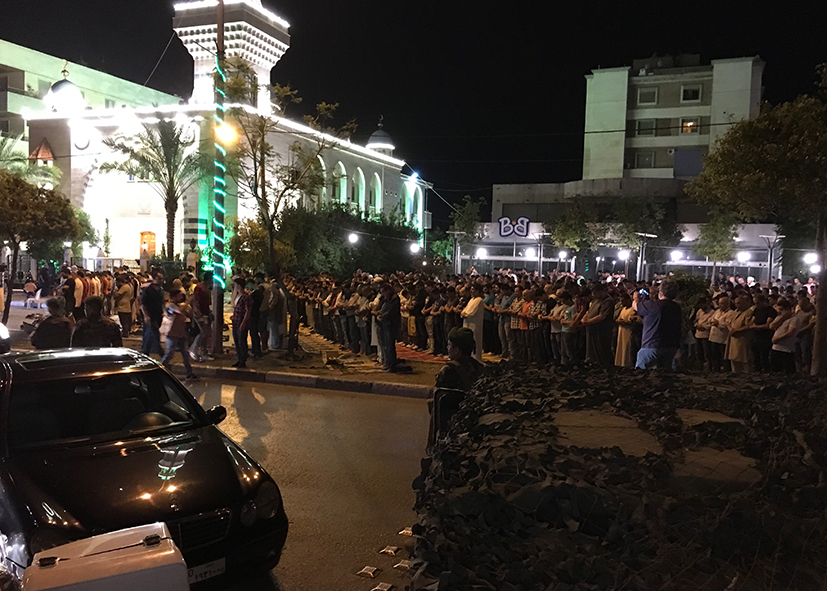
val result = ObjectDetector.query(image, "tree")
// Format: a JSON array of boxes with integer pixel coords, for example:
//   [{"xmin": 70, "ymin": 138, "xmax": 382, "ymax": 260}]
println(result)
[
  {"xmin": 544, "ymin": 200, "xmax": 604, "ymax": 251},
  {"xmin": 448, "ymin": 195, "xmax": 485, "ymax": 247},
  {"xmin": 686, "ymin": 68, "xmax": 827, "ymax": 374},
  {"xmin": 692, "ymin": 210, "xmax": 739, "ymax": 280},
  {"xmin": 100, "ymin": 115, "xmax": 205, "ymax": 259},
  {"xmin": 0, "ymin": 134, "xmax": 61, "ymax": 186},
  {"xmin": 223, "ymin": 58, "xmax": 356, "ymax": 270},
  {"xmin": 0, "ymin": 171, "xmax": 77, "ymax": 323},
  {"xmin": 27, "ymin": 208, "xmax": 97, "ymax": 266}
]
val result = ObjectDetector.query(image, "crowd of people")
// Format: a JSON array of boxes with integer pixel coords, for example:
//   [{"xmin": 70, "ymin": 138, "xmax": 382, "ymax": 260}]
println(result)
[
  {"xmin": 286, "ymin": 268, "xmax": 820, "ymax": 375},
  {"xmin": 24, "ymin": 262, "xmax": 820, "ymax": 377}
]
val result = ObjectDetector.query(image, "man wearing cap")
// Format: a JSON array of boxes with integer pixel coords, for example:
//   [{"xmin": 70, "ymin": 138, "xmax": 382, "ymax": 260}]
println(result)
[{"xmin": 429, "ymin": 327, "xmax": 484, "ymax": 449}]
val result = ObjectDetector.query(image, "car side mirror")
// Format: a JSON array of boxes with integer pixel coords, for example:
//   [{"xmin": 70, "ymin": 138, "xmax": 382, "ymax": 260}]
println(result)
[{"xmin": 205, "ymin": 405, "xmax": 227, "ymax": 425}]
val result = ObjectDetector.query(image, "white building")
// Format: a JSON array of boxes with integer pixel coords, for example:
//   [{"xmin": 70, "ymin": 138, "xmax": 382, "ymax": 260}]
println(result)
[
  {"xmin": 8, "ymin": 0, "xmax": 429, "ymax": 266},
  {"xmin": 583, "ymin": 54, "xmax": 764, "ymax": 180}
]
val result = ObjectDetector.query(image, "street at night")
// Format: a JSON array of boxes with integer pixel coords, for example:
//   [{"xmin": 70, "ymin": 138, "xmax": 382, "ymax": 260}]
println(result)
[{"xmin": 187, "ymin": 379, "xmax": 428, "ymax": 591}]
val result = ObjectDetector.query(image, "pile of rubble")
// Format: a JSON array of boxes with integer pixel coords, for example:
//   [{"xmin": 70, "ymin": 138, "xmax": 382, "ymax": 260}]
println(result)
[{"xmin": 411, "ymin": 365, "xmax": 827, "ymax": 590}]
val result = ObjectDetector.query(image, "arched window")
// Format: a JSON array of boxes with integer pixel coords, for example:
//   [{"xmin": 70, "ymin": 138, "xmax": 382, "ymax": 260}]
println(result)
[
  {"xmin": 369, "ymin": 173, "xmax": 382, "ymax": 216},
  {"xmin": 412, "ymin": 187, "xmax": 423, "ymax": 228},
  {"xmin": 316, "ymin": 156, "xmax": 327, "ymax": 204},
  {"xmin": 351, "ymin": 168, "xmax": 366, "ymax": 213},
  {"xmin": 332, "ymin": 161, "xmax": 347, "ymax": 204}
]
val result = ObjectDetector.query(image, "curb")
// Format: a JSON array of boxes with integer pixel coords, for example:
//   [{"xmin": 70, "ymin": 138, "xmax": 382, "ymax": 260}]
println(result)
[{"xmin": 169, "ymin": 363, "xmax": 430, "ymax": 399}]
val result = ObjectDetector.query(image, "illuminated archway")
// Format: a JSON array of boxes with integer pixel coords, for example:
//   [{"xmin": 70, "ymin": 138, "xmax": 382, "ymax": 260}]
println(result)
[
  {"xmin": 351, "ymin": 167, "xmax": 366, "ymax": 212},
  {"xmin": 316, "ymin": 155, "xmax": 327, "ymax": 204},
  {"xmin": 369, "ymin": 173, "xmax": 382, "ymax": 216},
  {"xmin": 332, "ymin": 161, "xmax": 347, "ymax": 204}
]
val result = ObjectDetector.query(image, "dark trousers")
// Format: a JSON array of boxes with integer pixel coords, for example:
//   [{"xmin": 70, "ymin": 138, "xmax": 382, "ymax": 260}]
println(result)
[
  {"xmin": 708, "ymin": 341, "xmax": 726, "ymax": 371},
  {"xmin": 433, "ymin": 315, "xmax": 446, "ymax": 355},
  {"xmin": 415, "ymin": 316, "xmax": 428, "ymax": 350},
  {"xmin": 233, "ymin": 325, "xmax": 249, "ymax": 364},
  {"xmin": 118, "ymin": 312, "xmax": 132, "ymax": 338},
  {"xmin": 250, "ymin": 312, "xmax": 262, "ymax": 355},
  {"xmin": 347, "ymin": 315, "xmax": 360, "ymax": 353},
  {"xmin": 752, "ymin": 336, "xmax": 772, "ymax": 373},
  {"xmin": 550, "ymin": 331, "xmax": 562, "ymax": 365},
  {"xmin": 771, "ymin": 349, "xmax": 796, "ymax": 374},
  {"xmin": 381, "ymin": 325, "xmax": 397, "ymax": 370}
]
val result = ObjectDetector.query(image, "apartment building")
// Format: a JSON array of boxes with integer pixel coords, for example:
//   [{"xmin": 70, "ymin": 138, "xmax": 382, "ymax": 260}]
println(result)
[{"xmin": 583, "ymin": 54, "xmax": 764, "ymax": 180}]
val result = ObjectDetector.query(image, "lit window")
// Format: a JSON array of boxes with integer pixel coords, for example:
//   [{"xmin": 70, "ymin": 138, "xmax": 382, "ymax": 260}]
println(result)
[
  {"xmin": 637, "ymin": 87, "xmax": 658, "ymax": 106},
  {"xmin": 636, "ymin": 119, "xmax": 656, "ymax": 136},
  {"xmin": 681, "ymin": 118, "xmax": 700, "ymax": 134},
  {"xmin": 635, "ymin": 152, "xmax": 655, "ymax": 168},
  {"xmin": 681, "ymin": 85, "xmax": 701, "ymax": 102}
]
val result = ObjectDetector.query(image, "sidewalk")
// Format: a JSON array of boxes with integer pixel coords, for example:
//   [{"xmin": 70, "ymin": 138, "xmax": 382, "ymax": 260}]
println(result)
[{"xmin": 3, "ymin": 298, "xmax": 435, "ymax": 398}]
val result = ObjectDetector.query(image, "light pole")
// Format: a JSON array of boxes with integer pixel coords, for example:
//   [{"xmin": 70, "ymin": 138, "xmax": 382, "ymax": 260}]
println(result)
[
  {"xmin": 635, "ymin": 232, "xmax": 657, "ymax": 281},
  {"xmin": 446, "ymin": 231, "xmax": 465, "ymax": 275},
  {"xmin": 211, "ymin": 0, "xmax": 227, "ymax": 355},
  {"xmin": 760, "ymin": 234, "xmax": 784, "ymax": 285}
]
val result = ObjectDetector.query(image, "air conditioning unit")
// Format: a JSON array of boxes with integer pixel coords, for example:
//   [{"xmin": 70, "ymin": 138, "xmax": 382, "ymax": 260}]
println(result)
[{"xmin": 667, "ymin": 148, "xmax": 676, "ymax": 156}]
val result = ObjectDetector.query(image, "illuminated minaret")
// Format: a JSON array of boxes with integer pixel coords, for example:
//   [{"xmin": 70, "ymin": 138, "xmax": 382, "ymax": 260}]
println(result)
[{"xmin": 173, "ymin": 0, "xmax": 290, "ymax": 111}]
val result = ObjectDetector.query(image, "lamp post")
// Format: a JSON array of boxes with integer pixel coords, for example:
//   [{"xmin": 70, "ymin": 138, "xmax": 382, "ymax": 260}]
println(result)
[
  {"xmin": 446, "ymin": 231, "xmax": 465, "ymax": 275},
  {"xmin": 760, "ymin": 234, "xmax": 784, "ymax": 285},
  {"xmin": 211, "ymin": 0, "xmax": 227, "ymax": 355},
  {"xmin": 635, "ymin": 232, "xmax": 657, "ymax": 281}
]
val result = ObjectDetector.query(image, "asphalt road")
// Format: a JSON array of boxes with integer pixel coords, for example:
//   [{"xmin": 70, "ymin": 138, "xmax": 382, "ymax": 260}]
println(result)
[{"xmin": 187, "ymin": 379, "xmax": 430, "ymax": 591}]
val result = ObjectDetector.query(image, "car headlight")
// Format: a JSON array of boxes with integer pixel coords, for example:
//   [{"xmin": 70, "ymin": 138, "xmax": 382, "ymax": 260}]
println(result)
[
  {"xmin": 254, "ymin": 481, "xmax": 281, "ymax": 521},
  {"xmin": 0, "ymin": 324, "xmax": 9, "ymax": 340},
  {"xmin": 240, "ymin": 482, "xmax": 282, "ymax": 527}
]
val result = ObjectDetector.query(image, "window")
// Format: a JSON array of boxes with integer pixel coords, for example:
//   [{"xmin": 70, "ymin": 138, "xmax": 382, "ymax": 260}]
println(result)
[
  {"xmin": 105, "ymin": 99, "xmax": 115, "ymax": 109},
  {"xmin": 635, "ymin": 119, "xmax": 656, "ymax": 136},
  {"xmin": 681, "ymin": 118, "xmax": 700, "ymax": 134},
  {"xmin": 635, "ymin": 152, "xmax": 655, "ymax": 168},
  {"xmin": 0, "ymin": 120, "xmax": 9, "ymax": 135},
  {"xmin": 637, "ymin": 87, "xmax": 658, "ymax": 106},
  {"xmin": 681, "ymin": 85, "xmax": 701, "ymax": 102}
]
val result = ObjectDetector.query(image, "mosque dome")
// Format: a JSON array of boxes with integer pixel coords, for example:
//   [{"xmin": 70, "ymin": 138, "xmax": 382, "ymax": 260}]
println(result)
[
  {"xmin": 366, "ymin": 120, "xmax": 395, "ymax": 154},
  {"xmin": 43, "ymin": 64, "xmax": 87, "ymax": 113}
]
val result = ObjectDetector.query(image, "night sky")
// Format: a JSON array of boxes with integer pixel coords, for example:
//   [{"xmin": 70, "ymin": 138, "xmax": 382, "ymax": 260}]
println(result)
[{"xmin": 1, "ymin": 1, "xmax": 825, "ymax": 227}]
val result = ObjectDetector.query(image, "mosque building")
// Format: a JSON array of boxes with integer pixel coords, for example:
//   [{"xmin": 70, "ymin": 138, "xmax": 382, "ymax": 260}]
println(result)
[{"xmin": 3, "ymin": 0, "xmax": 430, "ymax": 268}]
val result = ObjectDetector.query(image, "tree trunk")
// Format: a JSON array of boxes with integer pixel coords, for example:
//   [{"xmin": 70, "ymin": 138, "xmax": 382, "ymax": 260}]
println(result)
[
  {"xmin": 166, "ymin": 203, "xmax": 176, "ymax": 261},
  {"xmin": 2, "ymin": 243, "xmax": 19, "ymax": 325},
  {"xmin": 811, "ymin": 212, "xmax": 827, "ymax": 376}
]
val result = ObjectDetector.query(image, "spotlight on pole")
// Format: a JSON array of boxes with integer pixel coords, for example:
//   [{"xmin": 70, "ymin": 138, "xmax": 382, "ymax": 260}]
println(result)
[
  {"xmin": 804, "ymin": 252, "xmax": 818, "ymax": 265},
  {"xmin": 670, "ymin": 250, "xmax": 683, "ymax": 262},
  {"xmin": 348, "ymin": 233, "xmax": 359, "ymax": 244},
  {"xmin": 558, "ymin": 250, "xmax": 568, "ymax": 260},
  {"xmin": 737, "ymin": 251, "xmax": 751, "ymax": 263},
  {"xmin": 526, "ymin": 247, "xmax": 537, "ymax": 258},
  {"xmin": 410, "ymin": 243, "xmax": 421, "ymax": 254},
  {"xmin": 422, "ymin": 261, "xmax": 428, "ymax": 267},
  {"xmin": 618, "ymin": 250, "xmax": 630, "ymax": 261},
  {"xmin": 810, "ymin": 264, "xmax": 821, "ymax": 275},
  {"xmin": 476, "ymin": 247, "xmax": 488, "ymax": 259}
]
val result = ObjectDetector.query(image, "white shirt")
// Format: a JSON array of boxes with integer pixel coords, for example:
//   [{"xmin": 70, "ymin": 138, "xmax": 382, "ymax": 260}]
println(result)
[{"xmin": 709, "ymin": 308, "xmax": 734, "ymax": 345}]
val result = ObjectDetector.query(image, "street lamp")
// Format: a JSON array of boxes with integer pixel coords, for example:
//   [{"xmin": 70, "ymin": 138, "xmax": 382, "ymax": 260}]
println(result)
[
  {"xmin": 525, "ymin": 247, "xmax": 536, "ymax": 258},
  {"xmin": 558, "ymin": 250, "xmax": 567, "ymax": 260},
  {"xmin": 804, "ymin": 252, "xmax": 818, "ymax": 265},
  {"xmin": 737, "ymin": 251, "xmax": 751, "ymax": 263},
  {"xmin": 409, "ymin": 243, "xmax": 421, "ymax": 254},
  {"xmin": 670, "ymin": 250, "xmax": 683, "ymax": 262},
  {"xmin": 618, "ymin": 249, "xmax": 630, "ymax": 277},
  {"xmin": 476, "ymin": 247, "xmax": 488, "ymax": 259},
  {"xmin": 348, "ymin": 233, "xmax": 359, "ymax": 244},
  {"xmin": 811, "ymin": 264, "xmax": 821, "ymax": 275}
]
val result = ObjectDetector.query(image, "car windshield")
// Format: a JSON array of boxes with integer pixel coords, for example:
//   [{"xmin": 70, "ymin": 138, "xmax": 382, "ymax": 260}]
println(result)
[{"xmin": 8, "ymin": 370, "xmax": 206, "ymax": 450}]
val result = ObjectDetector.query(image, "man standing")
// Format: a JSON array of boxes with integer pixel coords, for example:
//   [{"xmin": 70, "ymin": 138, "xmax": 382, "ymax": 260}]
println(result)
[
  {"xmin": 113, "ymin": 275, "xmax": 134, "ymax": 338},
  {"xmin": 249, "ymin": 275, "xmax": 265, "ymax": 358},
  {"xmin": 71, "ymin": 296, "xmax": 123, "ymax": 348},
  {"xmin": 189, "ymin": 271, "xmax": 213, "ymax": 362},
  {"xmin": 267, "ymin": 270, "xmax": 286, "ymax": 350},
  {"xmin": 31, "ymin": 298, "xmax": 73, "ymax": 349},
  {"xmin": 231, "ymin": 278, "xmax": 253, "ymax": 368},
  {"xmin": 633, "ymin": 280, "xmax": 682, "ymax": 369},
  {"xmin": 376, "ymin": 283, "xmax": 401, "ymax": 372},
  {"xmin": 140, "ymin": 270, "xmax": 165, "ymax": 356},
  {"xmin": 581, "ymin": 282, "xmax": 615, "ymax": 367}
]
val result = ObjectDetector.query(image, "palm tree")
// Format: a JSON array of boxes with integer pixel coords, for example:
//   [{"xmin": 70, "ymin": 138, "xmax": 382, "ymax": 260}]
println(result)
[
  {"xmin": 100, "ymin": 116, "xmax": 204, "ymax": 259},
  {"xmin": 0, "ymin": 134, "xmax": 61, "ymax": 186}
]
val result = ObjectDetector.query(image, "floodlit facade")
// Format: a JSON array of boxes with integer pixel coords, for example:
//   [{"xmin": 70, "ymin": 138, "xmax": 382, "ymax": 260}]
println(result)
[{"xmin": 3, "ymin": 0, "xmax": 429, "ymax": 266}]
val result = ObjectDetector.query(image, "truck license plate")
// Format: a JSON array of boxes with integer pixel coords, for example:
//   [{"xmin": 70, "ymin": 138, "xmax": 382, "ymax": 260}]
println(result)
[{"xmin": 188, "ymin": 558, "xmax": 226, "ymax": 583}]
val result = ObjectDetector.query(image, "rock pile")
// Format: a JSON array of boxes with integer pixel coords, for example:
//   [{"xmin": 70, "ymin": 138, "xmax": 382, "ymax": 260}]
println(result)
[{"xmin": 411, "ymin": 365, "xmax": 827, "ymax": 590}]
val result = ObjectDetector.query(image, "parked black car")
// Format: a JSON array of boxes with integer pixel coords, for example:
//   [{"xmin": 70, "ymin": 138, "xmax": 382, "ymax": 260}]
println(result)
[{"xmin": 0, "ymin": 349, "xmax": 287, "ymax": 583}]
